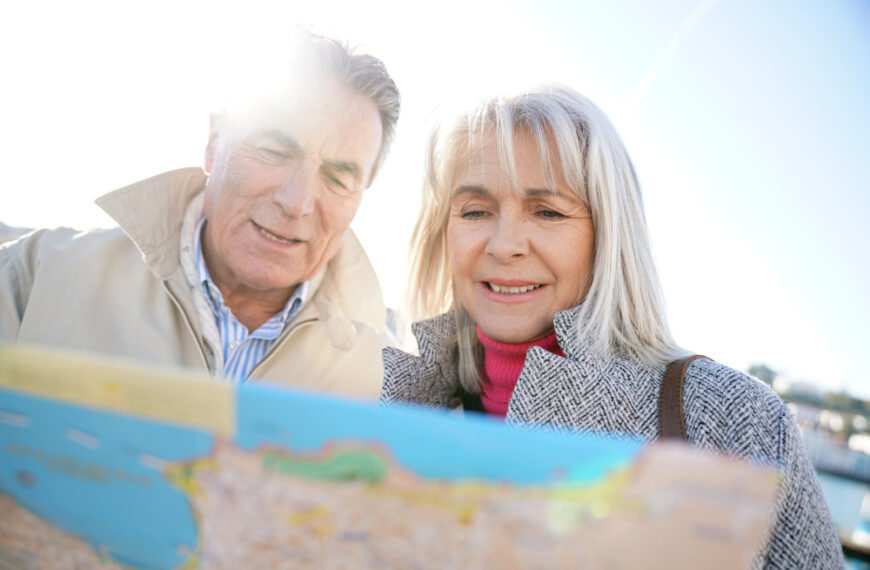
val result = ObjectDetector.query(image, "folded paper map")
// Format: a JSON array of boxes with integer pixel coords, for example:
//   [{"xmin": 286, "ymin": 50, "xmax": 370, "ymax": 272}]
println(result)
[{"xmin": 0, "ymin": 344, "xmax": 778, "ymax": 569}]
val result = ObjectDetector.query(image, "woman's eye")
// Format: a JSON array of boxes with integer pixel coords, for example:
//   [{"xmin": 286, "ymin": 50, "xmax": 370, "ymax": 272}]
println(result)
[
  {"xmin": 460, "ymin": 210, "xmax": 487, "ymax": 219},
  {"xmin": 538, "ymin": 209, "xmax": 564, "ymax": 219}
]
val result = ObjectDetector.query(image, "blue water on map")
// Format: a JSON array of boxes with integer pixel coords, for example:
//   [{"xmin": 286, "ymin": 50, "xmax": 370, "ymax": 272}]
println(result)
[
  {"xmin": 0, "ymin": 390, "xmax": 210, "ymax": 569},
  {"xmin": 235, "ymin": 382, "xmax": 644, "ymax": 485}
]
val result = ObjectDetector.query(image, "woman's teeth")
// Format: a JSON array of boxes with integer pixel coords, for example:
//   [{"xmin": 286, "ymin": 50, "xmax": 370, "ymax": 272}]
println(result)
[
  {"xmin": 259, "ymin": 226, "xmax": 298, "ymax": 245},
  {"xmin": 488, "ymin": 283, "xmax": 542, "ymax": 294}
]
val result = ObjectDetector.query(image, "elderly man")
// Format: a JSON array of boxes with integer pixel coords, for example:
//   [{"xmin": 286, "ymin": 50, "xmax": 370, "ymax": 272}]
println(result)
[{"xmin": 0, "ymin": 31, "xmax": 400, "ymax": 399}]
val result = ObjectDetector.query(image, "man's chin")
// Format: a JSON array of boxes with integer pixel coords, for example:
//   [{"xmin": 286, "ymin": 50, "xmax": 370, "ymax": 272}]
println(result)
[
  {"xmin": 220, "ymin": 250, "xmax": 326, "ymax": 295},
  {"xmin": 222, "ymin": 265, "xmax": 309, "ymax": 296}
]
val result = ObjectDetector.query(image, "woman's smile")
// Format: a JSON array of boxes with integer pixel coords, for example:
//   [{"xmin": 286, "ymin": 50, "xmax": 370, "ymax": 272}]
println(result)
[{"xmin": 480, "ymin": 281, "xmax": 547, "ymax": 303}]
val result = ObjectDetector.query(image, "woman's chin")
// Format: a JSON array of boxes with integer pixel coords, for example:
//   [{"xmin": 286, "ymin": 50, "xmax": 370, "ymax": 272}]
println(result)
[{"xmin": 475, "ymin": 320, "xmax": 555, "ymax": 345}]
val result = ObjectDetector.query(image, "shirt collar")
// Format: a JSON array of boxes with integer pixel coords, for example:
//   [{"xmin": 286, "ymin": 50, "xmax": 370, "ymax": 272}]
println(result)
[{"xmin": 193, "ymin": 215, "xmax": 309, "ymax": 325}]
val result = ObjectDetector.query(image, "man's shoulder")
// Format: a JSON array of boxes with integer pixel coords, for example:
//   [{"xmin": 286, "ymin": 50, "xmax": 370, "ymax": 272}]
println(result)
[
  {"xmin": 1, "ymin": 225, "xmax": 151, "ymax": 293},
  {"xmin": 7, "ymin": 225, "xmax": 133, "ymax": 259},
  {"xmin": 3, "ymin": 226, "xmax": 122, "ymax": 255}
]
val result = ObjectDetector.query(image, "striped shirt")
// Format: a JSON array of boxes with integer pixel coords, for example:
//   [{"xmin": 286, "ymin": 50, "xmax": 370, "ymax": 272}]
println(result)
[{"xmin": 194, "ymin": 217, "xmax": 309, "ymax": 383}]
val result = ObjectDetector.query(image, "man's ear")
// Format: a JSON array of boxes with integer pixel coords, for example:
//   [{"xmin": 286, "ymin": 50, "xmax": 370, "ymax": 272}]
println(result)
[{"xmin": 204, "ymin": 113, "xmax": 222, "ymax": 173}]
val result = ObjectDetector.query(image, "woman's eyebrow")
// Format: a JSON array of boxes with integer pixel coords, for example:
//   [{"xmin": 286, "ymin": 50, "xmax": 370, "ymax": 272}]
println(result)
[
  {"xmin": 523, "ymin": 188, "xmax": 560, "ymax": 197},
  {"xmin": 452, "ymin": 186, "xmax": 565, "ymax": 199},
  {"xmin": 451, "ymin": 185, "xmax": 489, "ymax": 198}
]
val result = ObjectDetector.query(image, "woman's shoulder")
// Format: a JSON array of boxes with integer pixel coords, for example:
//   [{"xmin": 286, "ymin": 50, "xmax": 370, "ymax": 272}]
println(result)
[
  {"xmin": 682, "ymin": 357, "xmax": 790, "ymax": 458},
  {"xmin": 381, "ymin": 313, "xmax": 460, "ymax": 408},
  {"xmin": 684, "ymin": 357, "xmax": 782, "ymax": 404}
]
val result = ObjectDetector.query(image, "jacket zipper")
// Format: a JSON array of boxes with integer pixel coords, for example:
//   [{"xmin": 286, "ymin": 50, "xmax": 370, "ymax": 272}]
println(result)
[{"xmin": 162, "ymin": 280, "xmax": 210, "ymax": 372}]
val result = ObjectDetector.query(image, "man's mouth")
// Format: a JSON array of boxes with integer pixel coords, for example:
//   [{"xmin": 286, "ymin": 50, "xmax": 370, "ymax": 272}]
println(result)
[
  {"xmin": 486, "ymin": 282, "xmax": 543, "ymax": 295},
  {"xmin": 255, "ymin": 223, "xmax": 300, "ymax": 245}
]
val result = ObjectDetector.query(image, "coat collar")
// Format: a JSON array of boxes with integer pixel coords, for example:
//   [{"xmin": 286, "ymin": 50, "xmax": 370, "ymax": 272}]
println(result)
[
  {"xmin": 95, "ymin": 168, "xmax": 387, "ymax": 343},
  {"xmin": 402, "ymin": 303, "xmax": 641, "ymax": 398},
  {"xmin": 551, "ymin": 305, "xmax": 618, "ymax": 375},
  {"xmin": 396, "ymin": 306, "xmax": 664, "ymax": 436},
  {"xmin": 412, "ymin": 305, "xmax": 609, "ymax": 368},
  {"xmin": 96, "ymin": 167, "xmax": 206, "ymax": 280}
]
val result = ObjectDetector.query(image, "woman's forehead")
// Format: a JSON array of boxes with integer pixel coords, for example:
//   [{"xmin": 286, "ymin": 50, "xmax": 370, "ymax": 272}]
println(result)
[{"xmin": 455, "ymin": 129, "xmax": 562, "ymax": 181}]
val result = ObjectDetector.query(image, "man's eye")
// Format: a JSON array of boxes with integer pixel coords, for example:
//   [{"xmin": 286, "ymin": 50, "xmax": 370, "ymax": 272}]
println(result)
[
  {"xmin": 259, "ymin": 148, "xmax": 287, "ymax": 158},
  {"xmin": 322, "ymin": 171, "xmax": 349, "ymax": 191},
  {"xmin": 328, "ymin": 176, "xmax": 348, "ymax": 190}
]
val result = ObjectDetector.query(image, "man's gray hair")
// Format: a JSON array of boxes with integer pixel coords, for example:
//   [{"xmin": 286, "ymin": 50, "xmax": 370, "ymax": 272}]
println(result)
[
  {"xmin": 405, "ymin": 85, "xmax": 683, "ymax": 393},
  {"xmin": 216, "ymin": 28, "xmax": 401, "ymax": 185},
  {"xmin": 294, "ymin": 29, "xmax": 401, "ymax": 182}
]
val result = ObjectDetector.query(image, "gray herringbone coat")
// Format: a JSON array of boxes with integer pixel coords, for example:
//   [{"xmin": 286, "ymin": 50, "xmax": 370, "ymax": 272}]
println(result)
[{"xmin": 381, "ymin": 306, "xmax": 844, "ymax": 569}]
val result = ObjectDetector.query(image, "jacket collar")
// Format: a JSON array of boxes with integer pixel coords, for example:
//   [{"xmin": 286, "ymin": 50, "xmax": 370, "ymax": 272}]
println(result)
[
  {"xmin": 413, "ymin": 304, "xmax": 600, "ymax": 364},
  {"xmin": 96, "ymin": 167, "xmax": 206, "ymax": 280},
  {"xmin": 551, "ymin": 304, "xmax": 617, "ymax": 373},
  {"xmin": 95, "ymin": 168, "xmax": 388, "ymax": 343},
  {"xmin": 401, "ymin": 305, "xmax": 657, "ymax": 431},
  {"xmin": 408, "ymin": 304, "xmax": 626, "ymax": 389},
  {"xmin": 411, "ymin": 312, "xmax": 459, "ymax": 365}
]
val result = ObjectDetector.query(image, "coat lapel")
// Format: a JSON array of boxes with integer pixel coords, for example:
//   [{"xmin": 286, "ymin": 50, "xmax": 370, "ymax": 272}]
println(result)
[{"xmin": 506, "ymin": 306, "xmax": 662, "ymax": 440}]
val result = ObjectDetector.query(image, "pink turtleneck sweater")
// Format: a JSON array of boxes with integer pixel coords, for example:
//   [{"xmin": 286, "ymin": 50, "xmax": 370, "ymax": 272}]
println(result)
[{"xmin": 476, "ymin": 326, "xmax": 565, "ymax": 417}]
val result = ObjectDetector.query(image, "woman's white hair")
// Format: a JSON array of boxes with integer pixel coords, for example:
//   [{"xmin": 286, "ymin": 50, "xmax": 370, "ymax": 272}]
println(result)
[{"xmin": 405, "ymin": 84, "xmax": 684, "ymax": 392}]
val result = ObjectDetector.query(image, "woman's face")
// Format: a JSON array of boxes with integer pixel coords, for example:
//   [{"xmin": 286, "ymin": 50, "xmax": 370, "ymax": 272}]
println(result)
[{"xmin": 447, "ymin": 130, "xmax": 595, "ymax": 344}]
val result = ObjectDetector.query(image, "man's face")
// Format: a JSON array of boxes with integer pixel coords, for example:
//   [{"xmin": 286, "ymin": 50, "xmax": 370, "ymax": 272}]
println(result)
[{"xmin": 201, "ymin": 74, "xmax": 382, "ymax": 300}]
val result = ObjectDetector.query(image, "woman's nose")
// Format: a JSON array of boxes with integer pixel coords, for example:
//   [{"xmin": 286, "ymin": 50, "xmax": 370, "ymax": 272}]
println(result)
[{"xmin": 484, "ymin": 214, "xmax": 528, "ymax": 263}]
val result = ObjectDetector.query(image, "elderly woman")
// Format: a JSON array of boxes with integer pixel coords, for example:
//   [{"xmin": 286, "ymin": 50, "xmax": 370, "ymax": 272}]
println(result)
[{"xmin": 381, "ymin": 86, "xmax": 842, "ymax": 568}]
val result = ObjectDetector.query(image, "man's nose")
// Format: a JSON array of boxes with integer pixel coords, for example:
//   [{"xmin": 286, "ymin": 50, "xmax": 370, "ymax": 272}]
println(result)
[
  {"xmin": 484, "ymin": 213, "xmax": 528, "ymax": 263},
  {"xmin": 273, "ymin": 160, "xmax": 318, "ymax": 217}
]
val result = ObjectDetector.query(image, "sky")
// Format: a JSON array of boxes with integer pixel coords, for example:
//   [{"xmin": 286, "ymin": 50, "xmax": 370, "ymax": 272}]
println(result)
[{"xmin": 1, "ymin": 0, "xmax": 868, "ymax": 396}]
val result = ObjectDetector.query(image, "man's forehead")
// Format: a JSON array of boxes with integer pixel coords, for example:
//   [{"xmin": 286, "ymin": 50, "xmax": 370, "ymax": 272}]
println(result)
[
  {"xmin": 218, "ymin": 73, "xmax": 383, "ymax": 183},
  {"xmin": 225, "ymin": 72, "xmax": 342, "ymax": 128}
]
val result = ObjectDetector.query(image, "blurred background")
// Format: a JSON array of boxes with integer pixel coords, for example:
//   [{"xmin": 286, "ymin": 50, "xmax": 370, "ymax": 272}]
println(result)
[{"xmin": 1, "ymin": 0, "xmax": 868, "ymax": 562}]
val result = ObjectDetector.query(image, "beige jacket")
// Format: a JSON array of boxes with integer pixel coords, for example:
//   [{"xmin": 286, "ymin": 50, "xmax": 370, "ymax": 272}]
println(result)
[{"xmin": 0, "ymin": 168, "xmax": 392, "ymax": 399}]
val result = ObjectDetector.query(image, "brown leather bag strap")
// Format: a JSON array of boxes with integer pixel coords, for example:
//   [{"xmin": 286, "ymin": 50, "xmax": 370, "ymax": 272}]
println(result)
[{"xmin": 657, "ymin": 355, "xmax": 709, "ymax": 440}]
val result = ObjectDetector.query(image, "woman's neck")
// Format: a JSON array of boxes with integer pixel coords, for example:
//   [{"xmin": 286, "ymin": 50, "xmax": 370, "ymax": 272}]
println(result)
[{"xmin": 476, "ymin": 327, "xmax": 565, "ymax": 417}]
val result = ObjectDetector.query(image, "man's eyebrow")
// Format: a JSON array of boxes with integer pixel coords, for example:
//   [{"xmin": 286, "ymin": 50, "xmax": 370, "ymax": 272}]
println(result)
[
  {"xmin": 260, "ymin": 129, "xmax": 302, "ymax": 151},
  {"xmin": 258, "ymin": 130, "xmax": 363, "ymax": 181},
  {"xmin": 324, "ymin": 160, "xmax": 363, "ymax": 181}
]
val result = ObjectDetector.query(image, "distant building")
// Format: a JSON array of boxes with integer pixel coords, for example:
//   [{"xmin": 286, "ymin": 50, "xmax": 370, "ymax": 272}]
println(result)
[
  {"xmin": 788, "ymin": 402, "xmax": 821, "ymax": 428},
  {"xmin": 820, "ymin": 410, "xmax": 846, "ymax": 432},
  {"xmin": 803, "ymin": 424, "xmax": 870, "ymax": 483},
  {"xmin": 773, "ymin": 375, "xmax": 824, "ymax": 401}
]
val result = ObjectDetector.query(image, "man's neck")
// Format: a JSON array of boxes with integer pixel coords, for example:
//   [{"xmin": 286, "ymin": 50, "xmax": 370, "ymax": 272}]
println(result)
[{"xmin": 220, "ymin": 285, "xmax": 296, "ymax": 332}]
